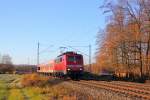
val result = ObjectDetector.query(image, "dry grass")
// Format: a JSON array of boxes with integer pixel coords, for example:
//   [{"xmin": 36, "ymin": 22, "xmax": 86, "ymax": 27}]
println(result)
[
  {"xmin": 20, "ymin": 74, "xmax": 83, "ymax": 99},
  {"xmin": 8, "ymin": 89, "xmax": 24, "ymax": 100},
  {"xmin": 21, "ymin": 73, "xmax": 49, "ymax": 87},
  {"xmin": 62, "ymin": 96, "xmax": 77, "ymax": 100},
  {"xmin": 20, "ymin": 74, "xmax": 101, "ymax": 100}
]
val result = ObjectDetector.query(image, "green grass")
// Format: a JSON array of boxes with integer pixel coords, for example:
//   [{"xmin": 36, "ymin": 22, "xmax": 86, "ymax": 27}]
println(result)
[
  {"xmin": 22, "ymin": 87, "xmax": 47, "ymax": 100},
  {"xmin": 0, "ymin": 74, "xmax": 23, "ymax": 100},
  {"xmin": 0, "ymin": 74, "xmax": 45, "ymax": 100},
  {"xmin": 0, "ymin": 80, "xmax": 8, "ymax": 100},
  {"xmin": 8, "ymin": 89, "xmax": 24, "ymax": 100}
]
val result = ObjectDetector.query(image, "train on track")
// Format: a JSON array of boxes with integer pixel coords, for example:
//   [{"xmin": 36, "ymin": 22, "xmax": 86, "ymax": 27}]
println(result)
[{"xmin": 37, "ymin": 51, "xmax": 84, "ymax": 79}]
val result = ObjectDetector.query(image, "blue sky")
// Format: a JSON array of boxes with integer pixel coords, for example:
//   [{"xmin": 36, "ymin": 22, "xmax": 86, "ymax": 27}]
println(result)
[{"xmin": 0, "ymin": 0, "xmax": 106, "ymax": 64}]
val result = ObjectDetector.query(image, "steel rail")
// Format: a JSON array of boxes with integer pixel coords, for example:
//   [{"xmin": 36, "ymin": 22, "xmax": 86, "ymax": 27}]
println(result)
[{"xmin": 70, "ymin": 80, "xmax": 150, "ymax": 100}]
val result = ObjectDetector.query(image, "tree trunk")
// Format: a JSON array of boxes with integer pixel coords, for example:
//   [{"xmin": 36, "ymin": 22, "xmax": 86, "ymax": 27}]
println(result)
[{"xmin": 139, "ymin": 41, "xmax": 143, "ymax": 78}]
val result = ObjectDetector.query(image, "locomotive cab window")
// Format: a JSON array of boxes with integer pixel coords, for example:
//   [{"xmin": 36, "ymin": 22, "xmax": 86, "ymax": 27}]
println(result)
[
  {"xmin": 55, "ymin": 57, "xmax": 62, "ymax": 63},
  {"xmin": 68, "ymin": 56, "xmax": 82, "ymax": 62},
  {"xmin": 60, "ymin": 58, "xmax": 62, "ymax": 62},
  {"xmin": 68, "ymin": 56, "xmax": 75, "ymax": 62},
  {"xmin": 76, "ymin": 56, "xmax": 82, "ymax": 61}
]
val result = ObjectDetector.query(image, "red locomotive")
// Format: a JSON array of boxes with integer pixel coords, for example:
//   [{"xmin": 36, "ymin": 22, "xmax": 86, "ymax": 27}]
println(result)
[{"xmin": 37, "ymin": 52, "xmax": 84, "ymax": 79}]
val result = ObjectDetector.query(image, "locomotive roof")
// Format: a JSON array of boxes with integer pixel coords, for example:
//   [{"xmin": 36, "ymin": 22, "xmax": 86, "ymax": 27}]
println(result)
[{"xmin": 57, "ymin": 51, "xmax": 81, "ymax": 57}]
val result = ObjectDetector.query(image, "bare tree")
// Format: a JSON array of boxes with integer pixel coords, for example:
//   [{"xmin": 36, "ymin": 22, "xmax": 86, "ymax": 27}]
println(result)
[
  {"xmin": 2, "ymin": 54, "xmax": 12, "ymax": 64},
  {"xmin": 96, "ymin": 0, "xmax": 150, "ymax": 79}
]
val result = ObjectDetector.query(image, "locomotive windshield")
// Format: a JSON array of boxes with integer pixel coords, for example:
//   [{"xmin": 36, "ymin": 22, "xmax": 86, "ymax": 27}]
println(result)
[
  {"xmin": 68, "ymin": 56, "xmax": 82, "ymax": 62},
  {"xmin": 68, "ymin": 56, "xmax": 75, "ymax": 62}
]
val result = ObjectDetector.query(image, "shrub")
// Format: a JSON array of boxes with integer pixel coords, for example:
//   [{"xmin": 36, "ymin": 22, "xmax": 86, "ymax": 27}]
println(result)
[{"xmin": 21, "ymin": 73, "xmax": 49, "ymax": 87}]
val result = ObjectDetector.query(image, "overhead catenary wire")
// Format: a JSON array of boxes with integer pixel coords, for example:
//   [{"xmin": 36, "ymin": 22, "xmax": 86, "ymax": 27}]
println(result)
[
  {"xmin": 67, "ymin": 45, "xmax": 89, "ymax": 57},
  {"xmin": 39, "ymin": 47, "xmax": 61, "ymax": 64},
  {"xmin": 37, "ymin": 42, "xmax": 56, "ymax": 65},
  {"xmin": 39, "ymin": 45, "xmax": 54, "ymax": 54}
]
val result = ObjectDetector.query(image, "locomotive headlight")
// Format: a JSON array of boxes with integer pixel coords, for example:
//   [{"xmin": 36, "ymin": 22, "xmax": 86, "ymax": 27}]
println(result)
[
  {"xmin": 80, "ymin": 68, "xmax": 82, "ymax": 70},
  {"xmin": 67, "ymin": 68, "xmax": 71, "ymax": 71}
]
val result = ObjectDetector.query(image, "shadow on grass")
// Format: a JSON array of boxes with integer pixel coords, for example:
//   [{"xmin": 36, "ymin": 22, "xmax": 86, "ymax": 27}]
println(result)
[{"xmin": 47, "ymin": 78, "xmax": 66, "ymax": 86}]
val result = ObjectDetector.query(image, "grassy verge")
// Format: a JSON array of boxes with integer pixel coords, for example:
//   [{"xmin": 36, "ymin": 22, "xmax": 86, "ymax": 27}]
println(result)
[
  {"xmin": 0, "ymin": 80, "xmax": 8, "ymax": 100},
  {"xmin": 0, "ymin": 74, "xmax": 23, "ymax": 100},
  {"xmin": 8, "ymin": 89, "xmax": 24, "ymax": 100},
  {"xmin": 0, "ymin": 74, "xmax": 87, "ymax": 100},
  {"xmin": 22, "ymin": 87, "xmax": 46, "ymax": 100}
]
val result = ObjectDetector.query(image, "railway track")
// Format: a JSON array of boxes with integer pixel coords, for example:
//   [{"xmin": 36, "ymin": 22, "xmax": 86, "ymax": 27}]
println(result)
[
  {"xmin": 70, "ymin": 80, "xmax": 150, "ymax": 100},
  {"xmin": 111, "ymin": 81, "xmax": 150, "ymax": 91}
]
